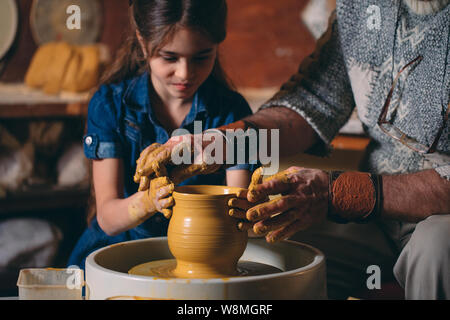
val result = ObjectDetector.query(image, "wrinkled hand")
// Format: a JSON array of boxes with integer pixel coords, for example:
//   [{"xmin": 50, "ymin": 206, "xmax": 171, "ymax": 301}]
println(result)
[
  {"xmin": 133, "ymin": 141, "xmax": 175, "ymax": 190},
  {"xmin": 243, "ymin": 166, "xmax": 329, "ymax": 243},
  {"xmin": 227, "ymin": 169, "xmax": 269, "ymax": 234},
  {"xmin": 134, "ymin": 133, "xmax": 224, "ymax": 190}
]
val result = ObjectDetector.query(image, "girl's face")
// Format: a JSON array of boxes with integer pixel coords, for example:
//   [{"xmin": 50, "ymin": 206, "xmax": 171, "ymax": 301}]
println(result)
[{"xmin": 147, "ymin": 28, "xmax": 218, "ymax": 104}]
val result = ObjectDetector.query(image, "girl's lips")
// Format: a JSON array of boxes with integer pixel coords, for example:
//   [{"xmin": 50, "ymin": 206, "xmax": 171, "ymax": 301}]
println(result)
[{"xmin": 172, "ymin": 83, "xmax": 192, "ymax": 91}]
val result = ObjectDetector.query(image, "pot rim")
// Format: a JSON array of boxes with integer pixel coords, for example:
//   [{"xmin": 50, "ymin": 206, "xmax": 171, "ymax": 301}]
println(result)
[{"xmin": 173, "ymin": 185, "xmax": 245, "ymax": 200}]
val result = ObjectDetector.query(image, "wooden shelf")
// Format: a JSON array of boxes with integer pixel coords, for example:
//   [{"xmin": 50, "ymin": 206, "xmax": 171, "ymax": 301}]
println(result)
[
  {"xmin": 0, "ymin": 185, "xmax": 90, "ymax": 214},
  {"xmin": 0, "ymin": 83, "xmax": 89, "ymax": 118},
  {"xmin": 0, "ymin": 102, "xmax": 88, "ymax": 118}
]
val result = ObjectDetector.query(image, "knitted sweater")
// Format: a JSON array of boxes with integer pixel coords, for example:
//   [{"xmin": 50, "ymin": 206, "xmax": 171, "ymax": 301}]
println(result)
[{"xmin": 261, "ymin": 0, "xmax": 449, "ymax": 180}]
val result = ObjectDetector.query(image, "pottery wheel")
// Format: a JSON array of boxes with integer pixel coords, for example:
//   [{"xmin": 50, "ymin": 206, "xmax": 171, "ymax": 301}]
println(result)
[{"xmin": 128, "ymin": 259, "xmax": 282, "ymax": 279}]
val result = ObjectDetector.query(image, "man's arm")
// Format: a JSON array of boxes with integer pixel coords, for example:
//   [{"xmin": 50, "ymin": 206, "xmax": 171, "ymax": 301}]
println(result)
[
  {"xmin": 242, "ymin": 167, "xmax": 450, "ymax": 243},
  {"xmin": 382, "ymin": 169, "xmax": 450, "ymax": 222},
  {"xmin": 242, "ymin": 106, "xmax": 320, "ymax": 157}
]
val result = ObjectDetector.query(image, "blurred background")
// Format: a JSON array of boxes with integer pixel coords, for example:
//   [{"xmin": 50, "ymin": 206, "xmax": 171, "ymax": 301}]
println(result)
[{"xmin": 0, "ymin": 0, "xmax": 369, "ymax": 297}]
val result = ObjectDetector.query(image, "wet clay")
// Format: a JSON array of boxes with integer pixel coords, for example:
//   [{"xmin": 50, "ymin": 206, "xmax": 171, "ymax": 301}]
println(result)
[
  {"xmin": 167, "ymin": 185, "xmax": 249, "ymax": 279},
  {"xmin": 248, "ymin": 167, "xmax": 303, "ymax": 202},
  {"xmin": 128, "ymin": 186, "xmax": 252, "ymax": 279},
  {"xmin": 248, "ymin": 167, "xmax": 264, "ymax": 202},
  {"xmin": 150, "ymin": 177, "xmax": 174, "ymax": 218},
  {"xmin": 128, "ymin": 259, "xmax": 282, "ymax": 278}
]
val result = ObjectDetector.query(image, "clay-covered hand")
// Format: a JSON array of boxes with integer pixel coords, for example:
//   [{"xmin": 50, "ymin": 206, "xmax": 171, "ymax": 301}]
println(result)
[
  {"xmin": 245, "ymin": 166, "xmax": 329, "ymax": 243},
  {"xmin": 149, "ymin": 176, "xmax": 175, "ymax": 219},
  {"xmin": 134, "ymin": 142, "xmax": 170, "ymax": 190},
  {"xmin": 134, "ymin": 133, "xmax": 224, "ymax": 188},
  {"xmin": 227, "ymin": 169, "xmax": 269, "ymax": 234},
  {"xmin": 128, "ymin": 176, "xmax": 175, "ymax": 225}
]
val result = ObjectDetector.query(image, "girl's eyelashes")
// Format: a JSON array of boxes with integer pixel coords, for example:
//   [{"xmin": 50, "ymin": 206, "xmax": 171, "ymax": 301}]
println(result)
[
  {"xmin": 162, "ymin": 56, "xmax": 177, "ymax": 62},
  {"xmin": 194, "ymin": 55, "xmax": 212, "ymax": 62},
  {"xmin": 160, "ymin": 55, "xmax": 213, "ymax": 63}
]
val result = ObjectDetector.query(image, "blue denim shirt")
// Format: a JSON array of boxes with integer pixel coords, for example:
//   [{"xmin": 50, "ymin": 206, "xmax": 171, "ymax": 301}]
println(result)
[{"xmin": 82, "ymin": 72, "xmax": 253, "ymax": 237}]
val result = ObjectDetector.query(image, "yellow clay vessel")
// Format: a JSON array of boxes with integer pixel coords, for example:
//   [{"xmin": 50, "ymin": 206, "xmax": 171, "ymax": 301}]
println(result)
[{"xmin": 168, "ymin": 185, "xmax": 248, "ymax": 279}]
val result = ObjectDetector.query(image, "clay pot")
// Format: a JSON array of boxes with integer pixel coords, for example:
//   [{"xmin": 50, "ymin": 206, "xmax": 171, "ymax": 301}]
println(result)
[{"xmin": 168, "ymin": 185, "xmax": 248, "ymax": 278}]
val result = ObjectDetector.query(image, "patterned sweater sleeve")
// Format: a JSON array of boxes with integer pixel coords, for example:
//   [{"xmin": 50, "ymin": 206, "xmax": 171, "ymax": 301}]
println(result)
[{"xmin": 259, "ymin": 11, "xmax": 356, "ymax": 156}]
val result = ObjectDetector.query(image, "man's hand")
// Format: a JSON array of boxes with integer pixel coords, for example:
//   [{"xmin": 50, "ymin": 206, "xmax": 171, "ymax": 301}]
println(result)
[
  {"xmin": 134, "ymin": 134, "xmax": 224, "ymax": 189},
  {"xmin": 244, "ymin": 166, "xmax": 329, "ymax": 243}
]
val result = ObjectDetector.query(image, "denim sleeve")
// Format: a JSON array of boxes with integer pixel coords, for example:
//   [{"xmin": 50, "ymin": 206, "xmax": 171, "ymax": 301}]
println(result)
[{"xmin": 83, "ymin": 85, "xmax": 123, "ymax": 160}]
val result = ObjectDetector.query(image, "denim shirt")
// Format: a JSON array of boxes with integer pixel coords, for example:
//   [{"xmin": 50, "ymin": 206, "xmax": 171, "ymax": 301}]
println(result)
[{"xmin": 82, "ymin": 72, "xmax": 253, "ymax": 237}]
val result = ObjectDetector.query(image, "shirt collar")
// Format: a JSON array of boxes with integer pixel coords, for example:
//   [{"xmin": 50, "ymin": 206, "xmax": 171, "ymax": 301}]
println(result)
[{"xmin": 123, "ymin": 71, "xmax": 210, "ymax": 126}]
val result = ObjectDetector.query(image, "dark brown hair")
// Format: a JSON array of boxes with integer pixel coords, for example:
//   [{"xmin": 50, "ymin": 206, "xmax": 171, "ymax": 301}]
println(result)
[{"xmin": 100, "ymin": 0, "xmax": 232, "ymax": 88}]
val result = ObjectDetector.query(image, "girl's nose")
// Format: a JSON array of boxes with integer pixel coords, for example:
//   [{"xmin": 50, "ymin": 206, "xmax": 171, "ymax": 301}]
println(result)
[{"xmin": 175, "ymin": 60, "xmax": 193, "ymax": 81}]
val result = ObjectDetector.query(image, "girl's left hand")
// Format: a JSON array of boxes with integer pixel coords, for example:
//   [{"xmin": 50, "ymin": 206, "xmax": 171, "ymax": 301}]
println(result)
[{"xmin": 149, "ymin": 176, "xmax": 175, "ymax": 219}]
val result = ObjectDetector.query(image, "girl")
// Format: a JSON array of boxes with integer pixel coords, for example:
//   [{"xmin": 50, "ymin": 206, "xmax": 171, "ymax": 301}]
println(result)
[{"xmin": 68, "ymin": 0, "xmax": 253, "ymax": 269}]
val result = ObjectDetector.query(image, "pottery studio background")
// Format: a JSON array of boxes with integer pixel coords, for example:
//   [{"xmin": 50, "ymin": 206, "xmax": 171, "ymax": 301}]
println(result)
[{"xmin": 0, "ymin": 0, "xmax": 367, "ymax": 297}]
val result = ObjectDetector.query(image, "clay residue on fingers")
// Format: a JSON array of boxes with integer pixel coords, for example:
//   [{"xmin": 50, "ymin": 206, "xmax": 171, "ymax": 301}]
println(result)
[
  {"xmin": 263, "ymin": 166, "xmax": 302, "ymax": 184},
  {"xmin": 134, "ymin": 143, "xmax": 161, "ymax": 183},
  {"xmin": 150, "ymin": 177, "xmax": 174, "ymax": 218},
  {"xmin": 138, "ymin": 176, "xmax": 150, "ymax": 191},
  {"xmin": 229, "ymin": 208, "xmax": 246, "ymax": 219},
  {"xmin": 246, "ymin": 198, "xmax": 282, "ymax": 221},
  {"xmin": 248, "ymin": 167, "xmax": 264, "ymax": 202},
  {"xmin": 139, "ymin": 146, "xmax": 172, "ymax": 177},
  {"xmin": 248, "ymin": 167, "xmax": 303, "ymax": 202},
  {"xmin": 170, "ymin": 163, "xmax": 221, "ymax": 184},
  {"xmin": 237, "ymin": 221, "xmax": 253, "ymax": 232}
]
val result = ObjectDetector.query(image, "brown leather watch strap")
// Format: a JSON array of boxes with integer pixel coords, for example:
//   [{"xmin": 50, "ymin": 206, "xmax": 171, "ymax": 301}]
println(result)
[{"xmin": 328, "ymin": 171, "xmax": 382, "ymax": 224}]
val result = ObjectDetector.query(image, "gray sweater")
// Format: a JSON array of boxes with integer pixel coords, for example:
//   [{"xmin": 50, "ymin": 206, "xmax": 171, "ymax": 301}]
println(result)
[{"xmin": 261, "ymin": 0, "xmax": 449, "ymax": 180}]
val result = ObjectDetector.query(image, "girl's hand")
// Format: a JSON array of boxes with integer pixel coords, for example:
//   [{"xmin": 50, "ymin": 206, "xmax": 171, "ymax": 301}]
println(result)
[
  {"xmin": 134, "ymin": 133, "xmax": 225, "ymax": 189},
  {"xmin": 243, "ymin": 166, "xmax": 329, "ymax": 243},
  {"xmin": 128, "ymin": 177, "xmax": 175, "ymax": 225},
  {"xmin": 149, "ymin": 176, "xmax": 175, "ymax": 219},
  {"xmin": 134, "ymin": 142, "xmax": 169, "ymax": 190}
]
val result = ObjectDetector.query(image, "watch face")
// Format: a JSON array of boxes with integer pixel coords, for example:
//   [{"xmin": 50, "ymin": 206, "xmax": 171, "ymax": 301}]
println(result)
[{"xmin": 30, "ymin": 0, "xmax": 102, "ymax": 45}]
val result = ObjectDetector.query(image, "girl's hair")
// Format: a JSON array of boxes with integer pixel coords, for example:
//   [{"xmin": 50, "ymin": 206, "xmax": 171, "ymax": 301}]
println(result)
[{"xmin": 100, "ymin": 0, "xmax": 232, "ymax": 89}]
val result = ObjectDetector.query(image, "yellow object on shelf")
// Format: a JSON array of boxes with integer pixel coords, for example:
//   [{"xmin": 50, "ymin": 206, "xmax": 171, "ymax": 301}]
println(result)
[
  {"xmin": 25, "ymin": 42, "xmax": 57, "ymax": 88},
  {"xmin": 25, "ymin": 42, "xmax": 101, "ymax": 95},
  {"xmin": 61, "ymin": 47, "xmax": 82, "ymax": 92},
  {"xmin": 76, "ymin": 45, "xmax": 100, "ymax": 92},
  {"xmin": 43, "ymin": 42, "xmax": 73, "ymax": 94}
]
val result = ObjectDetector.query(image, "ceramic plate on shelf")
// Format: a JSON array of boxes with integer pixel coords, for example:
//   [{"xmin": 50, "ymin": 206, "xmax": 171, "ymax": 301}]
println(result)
[
  {"xmin": 0, "ymin": 0, "xmax": 18, "ymax": 60},
  {"xmin": 30, "ymin": 0, "xmax": 102, "ymax": 45}
]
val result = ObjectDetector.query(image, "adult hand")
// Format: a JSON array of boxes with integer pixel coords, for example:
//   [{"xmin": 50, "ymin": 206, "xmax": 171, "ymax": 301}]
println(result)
[
  {"xmin": 134, "ymin": 133, "xmax": 224, "ymax": 189},
  {"xmin": 227, "ymin": 170, "xmax": 269, "ymax": 234},
  {"xmin": 244, "ymin": 166, "xmax": 329, "ymax": 243}
]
